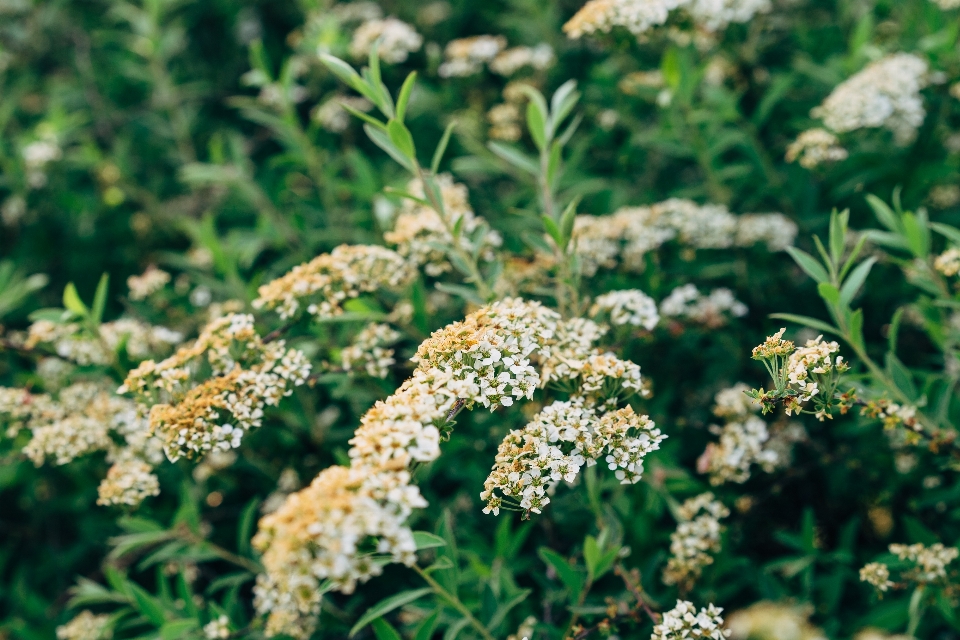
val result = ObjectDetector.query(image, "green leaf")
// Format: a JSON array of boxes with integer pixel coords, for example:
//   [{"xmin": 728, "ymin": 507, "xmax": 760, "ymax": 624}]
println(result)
[
  {"xmin": 340, "ymin": 101, "xmax": 387, "ymax": 131},
  {"xmin": 487, "ymin": 142, "xmax": 539, "ymax": 175},
  {"xmin": 542, "ymin": 215, "xmax": 562, "ymax": 247},
  {"xmin": 848, "ymin": 309, "xmax": 864, "ymax": 351},
  {"xmin": 559, "ymin": 196, "xmax": 580, "ymax": 250},
  {"xmin": 538, "ymin": 547, "xmax": 584, "ymax": 601},
  {"xmin": 414, "ymin": 611, "xmax": 441, "ymax": 640},
  {"xmin": 865, "ymin": 194, "xmax": 901, "ymax": 232},
  {"xmin": 817, "ymin": 282, "xmax": 841, "ymax": 308},
  {"xmin": 839, "ymin": 257, "xmax": 876, "ymax": 307},
  {"xmin": 349, "ymin": 588, "xmax": 432, "ymax": 637},
  {"xmin": 550, "ymin": 80, "xmax": 580, "ymax": 130},
  {"xmin": 486, "ymin": 589, "xmax": 532, "ymax": 631},
  {"xmin": 526, "ymin": 100, "xmax": 547, "ymax": 150},
  {"xmin": 387, "ymin": 119, "xmax": 416, "ymax": 160},
  {"xmin": 62, "ymin": 282, "xmax": 88, "ymax": 316},
  {"xmin": 888, "ymin": 307, "xmax": 904, "ymax": 354},
  {"xmin": 320, "ymin": 54, "xmax": 367, "ymax": 94},
  {"xmin": 371, "ymin": 618, "xmax": 404, "ymax": 640},
  {"xmin": 786, "ymin": 247, "xmax": 829, "ymax": 284},
  {"xmin": 237, "ymin": 498, "xmax": 260, "ymax": 557},
  {"xmin": 160, "ymin": 619, "xmax": 198, "ymax": 639},
  {"xmin": 829, "ymin": 210, "xmax": 847, "ymax": 267},
  {"xmin": 901, "ymin": 212, "xmax": 930, "ymax": 258},
  {"xmin": 431, "ymin": 121, "xmax": 456, "ymax": 174},
  {"xmin": 395, "ymin": 71, "xmax": 417, "ymax": 122},
  {"xmin": 443, "ymin": 618, "xmax": 471, "ymax": 640},
  {"xmin": 769, "ymin": 313, "xmax": 839, "ymax": 336},
  {"xmin": 365, "ymin": 124, "xmax": 415, "ymax": 171},
  {"xmin": 414, "ymin": 531, "xmax": 447, "ymax": 550},
  {"xmin": 930, "ymin": 222, "xmax": 960, "ymax": 246},
  {"xmin": 91, "ymin": 273, "xmax": 109, "ymax": 324},
  {"xmin": 885, "ymin": 353, "xmax": 918, "ymax": 401},
  {"xmin": 129, "ymin": 582, "xmax": 168, "ymax": 626}
]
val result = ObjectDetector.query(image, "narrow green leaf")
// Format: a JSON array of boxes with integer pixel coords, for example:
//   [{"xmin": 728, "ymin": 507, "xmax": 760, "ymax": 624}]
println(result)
[
  {"xmin": 414, "ymin": 611, "xmax": 441, "ymax": 640},
  {"xmin": 839, "ymin": 256, "xmax": 876, "ymax": 306},
  {"xmin": 829, "ymin": 210, "xmax": 846, "ymax": 267},
  {"xmin": 431, "ymin": 121, "xmax": 456, "ymax": 174},
  {"xmin": 838, "ymin": 234, "xmax": 867, "ymax": 281},
  {"xmin": 371, "ymin": 618, "xmax": 403, "ymax": 640},
  {"xmin": 413, "ymin": 531, "xmax": 447, "ymax": 550},
  {"xmin": 786, "ymin": 247, "xmax": 829, "ymax": 283},
  {"xmin": 340, "ymin": 102, "xmax": 387, "ymax": 131},
  {"xmin": 237, "ymin": 498, "xmax": 261, "ymax": 557},
  {"xmin": 443, "ymin": 618, "xmax": 470, "ymax": 640},
  {"xmin": 542, "ymin": 216, "xmax": 562, "ymax": 247},
  {"xmin": 901, "ymin": 212, "xmax": 929, "ymax": 258},
  {"xmin": 349, "ymin": 588, "xmax": 433, "ymax": 637},
  {"xmin": 559, "ymin": 196, "xmax": 580, "ymax": 249},
  {"xmin": 365, "ymin": 124, "xmax": 415, "ymax": 171},
  {"xmin": 769, "ymin": 313, "xmax": 839, "ymax": 336},
  {"xmin": 129, "ymin": 582, "xmax": 168, "ymax": 625},
  {"xmin": 865, "ymin": 194, "xmax": 901, "ymax": 232},
  {"xmin": 550, "ymin": 80, "xmax": 580, "ymax": 130},
  {"xmin": 91, "ymin": 273, "xmax": 109, "ymax": 324},
  {"xmin": 888, "ymin": 307, "xmax": 904, "ymax": 354},
  {"xmin": 848, "ymin": 309, "xmax": 864, "ymax": 351},
  {"xmin": 526, "ymin": 101, "xmax": 547, "ymax": 150},
  {"xmin": 487, "ymin": 141, "xmax": 539, "ymax": 175},
  {"xmin": 387, "ymin": 119, "xmax": 416, "ymax": 160},
  {"xmin": 583, "ymin": 535, "xmax": 601, "ymax": 582},
  {"xmin": 63, "ymin": 282, "xmax": 88, "ymax": 316},
  {"xmin": 886, "ymin": 353, "xmax": 918, "ymax": 401},
  {"xmin": 538, "ymin": 547, "xmax": 584, "ymax": 601},
  {"xmin": 396, "ymin": 71, "xmax": 417, "ymax": 122},
  {"xmin": 930, "ymin": 222, "xmax": 960, "ymax": 246}
]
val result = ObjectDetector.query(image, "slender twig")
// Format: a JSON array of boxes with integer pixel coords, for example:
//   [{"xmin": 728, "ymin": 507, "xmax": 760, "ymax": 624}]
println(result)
[{"xmin": 412, "ymin": 565, "xmax": 495, "ymax": 640}]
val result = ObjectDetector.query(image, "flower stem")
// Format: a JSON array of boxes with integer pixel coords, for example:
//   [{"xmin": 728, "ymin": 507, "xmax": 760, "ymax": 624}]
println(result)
[{"xmin": 412, "ymin": 565, "xmax": 494, "ymax": 640}]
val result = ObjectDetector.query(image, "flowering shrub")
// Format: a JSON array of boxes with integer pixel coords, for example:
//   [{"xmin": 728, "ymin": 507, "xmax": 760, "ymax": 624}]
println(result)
[{"xmin": 1, "ymin": 0, "xmax": 959, "ymax": 639}]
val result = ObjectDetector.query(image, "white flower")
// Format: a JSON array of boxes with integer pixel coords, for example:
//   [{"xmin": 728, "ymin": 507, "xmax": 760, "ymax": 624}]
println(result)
[
  {"xmin": 652, "ymin": 600, "xmax": 731, "ymax": 640},
  {"xmin": 812, "ymin": 53, "xmax": 929, "ymax": 145},
  {"xmin": 350, "ymin": 17, "xmax": 422, "ymax": 64},
  {"xmin": 592, "ymin": 289, "xmax": 660, "ymax": 330}
]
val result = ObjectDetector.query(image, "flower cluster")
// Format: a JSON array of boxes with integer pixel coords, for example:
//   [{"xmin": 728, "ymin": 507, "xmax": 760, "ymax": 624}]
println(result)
[
  {"xmin": 383, "ymin": 175, "xmax": 502, "ymax": 276},
  {"xmin": 127, "ymin": 266, "xmax": 171, "ymax": 300},
  {"xmin": 786, "ymin": 128, "xmax": 849, "ymax": 169},
  {"xmin": 56, "ymin": 610, "xmax": 112, "ymax": 640},
  {"xmin": 22, "ymin": 132, "xmax": 62, "ymax": 189},
  {"xmin": 888, "ymin": 542, "xmax": 959, "ymax": 582},
  {"xmin": 572, "ymin": 199, "xmax": 795, "ymax": 276},
  {"xmin": 652, "ymin": 600, "xmax": 730, "ymax": 640},
  {"xmin": 350, "ymin": 17, "xmax": 422, "ymax": 63},
  {"xmin": 660, "ymin": 285, "xmax": 748, "ymax": 328},
  {"xmin": 481, "ymin": 399, "xmax": 664, "ymax": 516},
  {"xmin": 811, "ymin": 53, "xmax": 929, "ymax": 145},
  {"xmin": 698, "ymin": 384, "xmax": 780, "ymax": 485},
  {"xmin": 563, "ymin": 0, "xmax": 769, "ymax": 39},
  {"xmin": 591, "ymin": 289, "xmax": 661, "ymax": 330},
  {"xmin": 253, "ymin": 465, "xmax": 425, "ymax": 639},
  {"xmin": 751, "ymin": 330, "xmax": 851, "ymax": 419},
  {"xmin": 25, "ymin": 318, "xmax": 182, "ymax": 365},
  {"xmin": 438, "ymin": 35, "xmax": 506, "ymax": 77},
  {"xmin": 725, "ymin": 602, "xmax": 823, "ymax": 640},
  {"xmin": 252, "ymin": 298, "xmax": 653, "ymax": 636},
  {"xmin": 96, "ymin": 457, "xmax": 161, "ymax": 506},
  {"xmin": 489, "ymin": 44, "xmax": 555, "ymax": 76},
  {"xmin": 859, "ymin": 562, "xmax": 893, "ymax": 592},
  {"xmin": 2, "ymin": 380, "xmax": 163, "ymax": 507},
  {"xmin": 934, "ymin": 247, "xmax": 960, "ymax": 277},
  {"xmin": 119, "ymin": 313, "xmax": 310, "ymax": 460},
  {"xmin": 203, "ymin": 615, "xmax": 231, "ymax": 640},
  {"xmin": 341, "ymin": 323, "xmax": 401, "ymax": 378},
  {"xmin": 785, "ymin": 335, "xmax": 846, "ymax": 406},
  {"xmin": 663, "ymin": 493, "xmax": 730, "ymax": 588},
  {"xmin": 253, "ymin": 244, "xmax": 414, "ymax": 319}
]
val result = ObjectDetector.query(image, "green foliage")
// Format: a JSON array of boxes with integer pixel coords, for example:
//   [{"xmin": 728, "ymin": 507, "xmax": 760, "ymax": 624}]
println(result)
[{"xmin": 1, "ymin": 0, "xmax": 960, "ymax": 639}]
